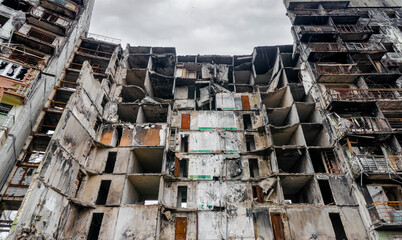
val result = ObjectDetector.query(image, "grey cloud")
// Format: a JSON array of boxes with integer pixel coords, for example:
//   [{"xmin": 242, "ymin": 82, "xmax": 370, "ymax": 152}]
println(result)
[{"xmin": 89, "ymin": 0, "xmax": 293, "ymax": 55}]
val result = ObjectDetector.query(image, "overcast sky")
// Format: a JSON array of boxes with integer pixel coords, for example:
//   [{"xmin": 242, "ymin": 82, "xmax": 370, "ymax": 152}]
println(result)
[{"xmin": 89, "ymin": 0, "xmax": 293, "ymax": 55}]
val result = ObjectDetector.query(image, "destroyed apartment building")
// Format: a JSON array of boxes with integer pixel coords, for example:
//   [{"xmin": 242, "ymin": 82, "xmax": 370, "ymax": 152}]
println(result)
[{"xmin": 0, "ymin": 0, "xmax": 401, "ymax": 239}]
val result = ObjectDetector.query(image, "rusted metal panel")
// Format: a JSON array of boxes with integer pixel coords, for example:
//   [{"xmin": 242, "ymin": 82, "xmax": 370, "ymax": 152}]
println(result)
[
  {"xmin": 174, "ymin": 157, "xmax": 180, "ymax": 177},
  {"xmin": 271, "ymin": 213, "xmax": 285, "ymax": 240},
  {"xmin": 241, "ymin": 96, "xmax": 250, "ymax": 110},
  {"xmin": 253, "ymin": 185, "xmax": 264, "ymax": 203},
  {"xmin": 134, "ymin": 126, "xmax": 161, "ymax": 146},
  {"xmin": 181, "ymin": 114, "xmax": 190, "ymax": 130},
  {"xmin": 100, "ymin": 128, "xmax": 114, "ymax": 145},
  {"xmin": 120, "ymin": 127, "xmax": 133, "ymax": 146},
  {"xmin": 175, "ymin": 217, "xmax": 187, "ymax": 240}
]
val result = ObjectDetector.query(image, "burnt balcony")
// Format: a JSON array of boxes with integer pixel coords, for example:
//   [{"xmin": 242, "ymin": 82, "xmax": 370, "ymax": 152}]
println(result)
[
  {"xmin": 40, "ymin": 0, "xmax": 79, "ymax": 19},
  {"xmin": 26, "ymin": 6, "xmax": 70, "ymax": 36},
  {"xmin": 294, "ymin": 25, "xmax": 338, "ymax": 42},
  {"xmin": 368, "ymin": 201, "xmax": 402, "ymax": 229},
  {"xmin": 347, "ymin": 117, "xmax": 392, "ymax": 134},
  {"xmin": 304, "ymin": 42, "xmax": 386, "ymax": 61},
  {"xmin": 351, "ymin": 155, "xmax": 401, "ymax": 175},
  {"xmin": 323, "ymin": 88, "xmax": 402, "ymax": 108},
  {"xmin": 289, "ymin": 8, "xmax": 360, "ymax": 25},
  {"xmin": 387, "ymin": 118, "xmax": 402, "ymax": 132},
  {"xmin": 313, "ymin": 63, "xmax": 361, "ymax": 82},
  {"xmin": 336, "ymin": 24, "xmax": 373, "ymax": 41}
]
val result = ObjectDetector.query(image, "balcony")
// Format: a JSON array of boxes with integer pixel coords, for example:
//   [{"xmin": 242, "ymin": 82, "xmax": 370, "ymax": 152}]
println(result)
[
  {"xmin": 347, "ymin": 117, "xmax": 392, "ymax": 134},
  {"xmin": 294, "ymin": 25, "xmax": 338, "ymax": 42},
  {"xmin": 40, "ymin": 0, "xmax": 79, "ymax": 19},
  {"xmin": 336, "ymin": 24, "xmax": 373, "ymax": 41},
  {"xmin": 27, "ymin": 6, "xmax": 70, "ymax": 36},
  {"xmin": 351, "ymin": 155, "xmax": 401, "ymax": 175},
  {"xmin": 304, "ymin": 42, "xmax": 386, "ymax": 60},
  {"xmin": 290, "ymin": 8, "xmax": 360, "ymax": 25},
  {"xmin": 387, "ymin": 118, "xmax": 402, "ymax": 132},
  {"xmin": 314, "ymin": 63, "xmax": 361, "ymax": 82},
  {"xmin": 323, "ymin": 88, "xmax": 402, "ymax": 108},
  {"xmin": 368, "ymin": 201, "xmax": 402, "ymax": 229}
]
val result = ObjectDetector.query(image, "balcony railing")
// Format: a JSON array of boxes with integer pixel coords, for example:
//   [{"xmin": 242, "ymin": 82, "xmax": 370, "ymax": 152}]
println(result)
[
  {"xmin": 324, "ymin": 88, "xmax": 402, "ymax": 102},
  {"xmin": 0, "ymin": 113, "xmax": 14, "ymax": 130},
  {"xmin": 368, "ymin": 201, "xmax": 402, "ymax": 226},
  {"xmin": 316, "ymin": 63, "xmax": 361, "ymax": 75},
  {"xmin": 347, "ymin": 117, "xmax": 392, "ymax": 134},
  {"xmin": 336, "ymin": 24, "xmax": 372, "ymax": 34},
  {"xmin": 345, "ymin": 42, "xmax": 387, "ymax": 53},
  {"xmin": 352, "ymin": 155, "xmax": 401, "ymax": 174}
]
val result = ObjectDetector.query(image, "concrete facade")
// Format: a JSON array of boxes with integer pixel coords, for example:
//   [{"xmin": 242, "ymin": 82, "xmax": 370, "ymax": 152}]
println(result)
[{"xmin": 0, "ymin": 0, "xmax": 401, "ymax": 239}]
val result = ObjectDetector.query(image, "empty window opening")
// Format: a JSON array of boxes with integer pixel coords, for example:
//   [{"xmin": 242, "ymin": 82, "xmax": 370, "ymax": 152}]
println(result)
[
  {"xmin": 310, "ymin": 150, "xmax": 341, "ymax": 174},
  {"xmin": 0, "ymin": 15, "xmax": 9, "ymax": 27},
  {"xmin": 177, "ymin": 186, "xmax": 188, "ymax": 208},
  {"xmin": 87, "ymin": 213, "xmax": 104, "ymax": 240},
  {"xmin": 174, "ymin": 158, "xmax": 188, "ymax": 177},
  {"xmin": 93, "ymin": 117, "xmax": 102, "ymax": 132},
  {"xmin": 282, "ymin": 177, "xmax": 317, "ymax": 204},
  {"xmin": 276, "ymin": 149, "xmax": 311, "ymax": 174},
  {"xmin": 116, "ymin": 126, "xmax": 123, "ymax": 146},
  {"xmin": 175, "ymin": 217, "xmax": 187, "ymax": 240},
  {"xmin": 188, "ymin": 86, "xmax": 195, "ymax": 99},
  {"xmin": 319, "ymin": 180, "xmax": 335, "ymax": 205},
  {"xmin": 252, "ymin": 185, "xmax": 264, "ymax": 203},
  {"xmin": 270, "ymin": 213, "xmax": 285, "ymax": 240},
  {"xmin": 95, "ymin": 180, "xmax": 111, "ymax": 205},
  {"xmin": 180, "ymin": 135, "xmax": 189, "ymax": 152},
  {"xmin": 131, "ymin": 148, "xmax": 163, "ymax": 174},
  {"xmin": 104, "ymin": 152, "xmax": 117, "ymax": 173},
  {"xmin": 246, "ymin": 135, "xmax": 256, "ymax": 151},
  {"xmin": 249, "ymin": 159, "xmax": 259, "ymax": 178},
  {"xmin": 243, "ymin": 114, "xmax": 252, "ymax": 130},
  {"xmin": 123, "ymin": 176, "xmax": 160, "ymax": 205},
  {"xmin": 329, "ymin": 213, "xmax": 348, "ymax": 240},
  {"xmin": 0, "ymin": 103, "xmax": 13, "ymax": 114}
]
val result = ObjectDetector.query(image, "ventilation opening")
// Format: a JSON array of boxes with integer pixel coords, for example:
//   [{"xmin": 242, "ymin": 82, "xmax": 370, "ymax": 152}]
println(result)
[
  {"xmin": 318, "ymin": 180, "xmax": 335, "ymax": 205},
  {"xmin": 95, "ymin": 180, "xmax": 111, "ymax": 205},
  {"xmin": 87, "ymin": 213, "xmax": 104, "ymax": 240},
  {"xmin": 249, "ymin": 159, "xmax": 259, "ymax": 178},
  {"xmin": 329, "ymin": 213, "xmax": 348, "ymax": 240},
  {"xmin": 180, "ymin": 135, "xmax": 189, "ymax": 152},
  {"xmin": 104, "ymin": 152, "xmax": 117, "ymax": 173},
  {"xmin": 177, "ymin": 186, "xmax": 188, "ymax": 208},
  {"xmin": 246, "ymin": 135, "xmax": 256, "ymax": 151},
  {"xmin": 243, "ymin": 114, "xmax": 252, "ymax": 130}
]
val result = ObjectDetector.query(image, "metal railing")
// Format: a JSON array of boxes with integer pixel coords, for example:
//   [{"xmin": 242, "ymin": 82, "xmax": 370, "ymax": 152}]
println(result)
[
  {"xmin": 336, "ymin": 24, "xmax": 372, "ymax": 34},
  {"xmin": 345, "ymin": 42, "xmax": 386, "ymax": 52},
  {"xmin": 347, "ymin": 117, "xmax": 392, "ymax": 134},
  {"xmin": 77, "ymin": 46, "xmax": 113, "ymax": 58},
  {"xmin": 315, "ymin": 63, "xmax": 361, "ymax": 75},
  {"xmin": 324, "ymin": 88, "xmax": 402, "ymax": 102},
  {"xmin": 0, "ymin": 112, "xmax": 14, "ymax": 130},
  {"xmin": 352, "ymin": 155, "xmax": 399, "ymax": 174},
  {"xmin": 87, "ymin": 33, "xmax": 121, "ymax": 45},
  {"xmin": 368, "ymin": 201, "xmax": 402, "ymax": 225}
]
